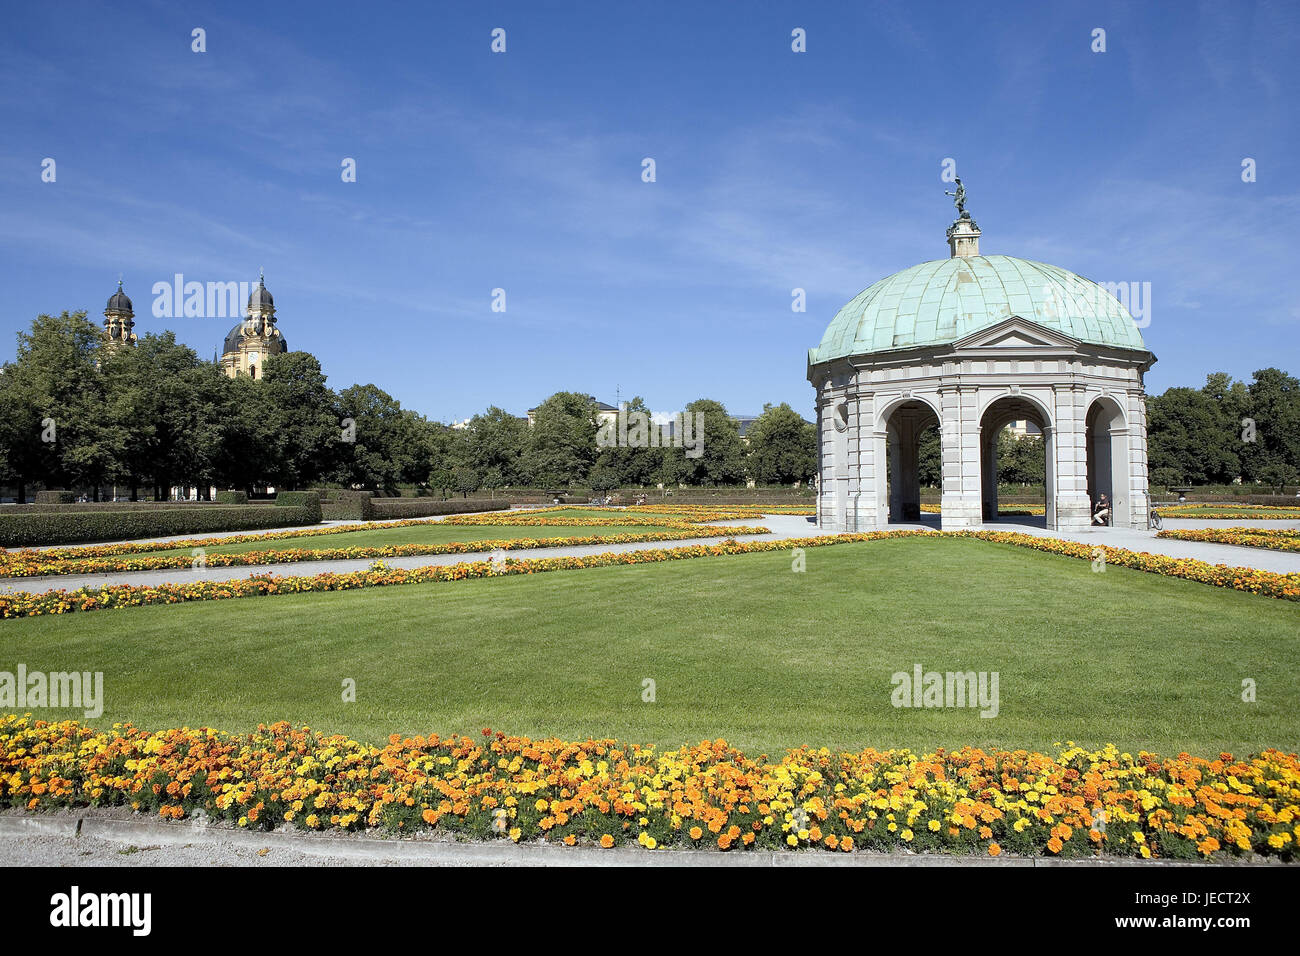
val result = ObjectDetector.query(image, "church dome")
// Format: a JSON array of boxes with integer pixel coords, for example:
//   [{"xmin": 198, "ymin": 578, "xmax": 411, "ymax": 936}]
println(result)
[
  {"xmin": 106, "ymin": 281, "xmax": 133, "ymax": 314},
  {"xmin": 247, "ymin": 277, "xmax": 274, "ymax": 310},
  {"xmin": 222, "ymin": 324, "xmax": 288, "ymax": 357},
  {"xmin": 222, "ymin": 324, "xmax": 244, "ymax": 355},
  {"xmin": 809, "ymin": 254, "xmax": 1146, "ymax": 366}
]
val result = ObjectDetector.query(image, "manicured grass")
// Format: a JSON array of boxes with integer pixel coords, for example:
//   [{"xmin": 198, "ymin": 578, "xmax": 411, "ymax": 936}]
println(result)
[
  {"xmin": 103, "ymin": 523, "xmax": 686, "ymax": 560},
  {"xmin": 3, "ymin": 537, "xmax": 1296, "ymax": 756}
]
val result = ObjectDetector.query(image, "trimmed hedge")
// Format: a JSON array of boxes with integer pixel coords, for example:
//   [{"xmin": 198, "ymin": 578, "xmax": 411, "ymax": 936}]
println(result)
[
  {"xmin": 33, "ymin": 491, "xmax": 75, "ymax": 504},
  {"xmin": 215, "ymin": 491, "xmax": 248, "ymax": 505},
  {"xmin": 0, "ymin": 505, "xmax": 321, "ymax": 548},
  {"xmin": 321, "ymin": 496, "xmax": 375, "ymax": 521},
  {"xmin": 317, "ymin": 494, "xmax": 508, "ymax": 521},
  {"xmin": 368, "ymin": 498, "xmax": 510, "ymax": 520},
  {"xmin": 273, "ymin": 492, "xmax": 322, "ymax": 523},
  {"xmin": 19, "ymin": 501, "xmax": 223, "ymax": 512}
]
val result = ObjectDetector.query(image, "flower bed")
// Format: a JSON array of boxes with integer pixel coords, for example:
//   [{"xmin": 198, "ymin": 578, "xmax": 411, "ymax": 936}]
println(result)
[
  {"xmin": 919, "ymin": 505, "xmax": 1045, "ymax": 516},
  {"xmin": 0, "ymin": 507, "xmax": 721, "ymax": 574},
  {"xmin": 629, "ymin": 503, "xmax": 815, "ymax": 517},
  {"xmin": 0, "ymin": 526, "xmax": 770, "ymax": 579},
  {"xmin": 1157, "ymin": 528, "xmax": 1300, "ymax": 553},
  {"xmin": 441, "ymin": 510, "xmax": 724, "ymax": 528},
  {"xmin": 966, "ymin": 529, "xmax": 1300, "ymax": 598},
  {"xmin": 0, "ymin": 716, "xmax": 1293, "ymax": 860},
  {"xmin": 1155, "ymin": 505, "xmax": 1300, "ymax": 520},
  {"xmin": 3, "ymin": 528, "xmax": 1298, "ymax": 619},
  {"xmin": 0, "ymin": 533, "xmax": 933, "ymax": 618}
]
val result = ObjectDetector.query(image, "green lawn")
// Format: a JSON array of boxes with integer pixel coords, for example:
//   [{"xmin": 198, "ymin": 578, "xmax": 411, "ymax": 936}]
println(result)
[
  {"xmin": 102, "ymin": 522, "xmax": 690, "ymax": 560},
  {"xmin": 3, "ymin": 537, "xmax": 1296, "ymax": 757}
]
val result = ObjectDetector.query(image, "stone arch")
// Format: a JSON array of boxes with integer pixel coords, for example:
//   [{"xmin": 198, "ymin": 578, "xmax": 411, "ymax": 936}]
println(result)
[
  {"xmin": 978, "ymin": 392, "xmax": 1055, "ymax": 527},
  {"xmin": 976, "ymin": 390, "xmax": 1056, "ymax": 433},
  {"xmin": 876, "ymin": 396, "xmax": 942, "ymax": 525},
  {"xmin": 1085, "ymin": 394, "xmax": 1131, "ymax": 528},
  {"xmin": 875, "ymin": 392, "xmax": 944, "ymax": 433}
]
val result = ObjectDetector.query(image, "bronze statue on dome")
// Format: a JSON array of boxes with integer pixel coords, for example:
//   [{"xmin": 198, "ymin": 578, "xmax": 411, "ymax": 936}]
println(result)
[{"xmin": 945, "ymin": 177, "xmax": 967, "ymax": 215}]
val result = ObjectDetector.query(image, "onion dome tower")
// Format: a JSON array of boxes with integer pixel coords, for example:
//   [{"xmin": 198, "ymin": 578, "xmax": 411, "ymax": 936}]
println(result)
[
  {"xmin": 103, "ymin": 279, "xmax": 137, "ymax": 347},
  {"xmin": 219, "ymin": 270, "xmax": 288, "ymax": 379}
]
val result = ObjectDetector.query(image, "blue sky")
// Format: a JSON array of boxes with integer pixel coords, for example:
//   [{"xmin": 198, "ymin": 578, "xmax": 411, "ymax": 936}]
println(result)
[{"xmin": 2, "ymin": 0, "xmax": 1297, "ymax": 422}]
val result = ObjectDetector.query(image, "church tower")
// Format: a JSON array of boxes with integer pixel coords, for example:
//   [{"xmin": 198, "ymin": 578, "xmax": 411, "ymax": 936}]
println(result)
[
  {"xmin": 103, "ymin": 279, "xmax": 137, "ymax": 347},
  {"xmin": 219, "ymin": 271, "xmax": 288, "ymax": 379}
]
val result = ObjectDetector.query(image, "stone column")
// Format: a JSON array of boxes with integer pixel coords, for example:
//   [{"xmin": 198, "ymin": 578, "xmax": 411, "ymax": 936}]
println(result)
[
  {"xmin": 1054, "ymin": 384, "xmax": 1092, "ymax": 531},
  {"xmin": 1125, "ymin": 389, "xmax": 1150, "ymax": 529},
  {"xmin": 939, "ymin": 384, "xmax": 981, "ymax": 527}
]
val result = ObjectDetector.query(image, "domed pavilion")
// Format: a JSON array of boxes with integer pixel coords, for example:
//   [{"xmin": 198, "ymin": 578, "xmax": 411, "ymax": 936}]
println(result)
[{"xmin": 807, "ymin": 191, "xmax": 1156, "ymax": 532}]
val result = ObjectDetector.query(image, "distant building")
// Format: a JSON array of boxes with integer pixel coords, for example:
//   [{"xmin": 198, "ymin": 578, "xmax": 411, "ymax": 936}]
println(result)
[
  {"xmin": 1005, "ymin": 419, "xmax": 1042, "ymax": 438},
  {"xmin": 102, "ymin": 280, "xmax": 137, "ymax": 348},
  {"xmin": 100, "ymin": 273, "xmax": 289, "ymax": 380},
  {"xmin": 219, "ymin": 273, "xmax": 287, "ymax": 379},
  {"xmin": 527, "ymin": 399, "xmax": 619, "ymax": 427}
]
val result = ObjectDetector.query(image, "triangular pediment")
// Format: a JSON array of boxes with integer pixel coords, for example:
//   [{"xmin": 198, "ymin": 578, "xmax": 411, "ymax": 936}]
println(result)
[{"xmin": 952, "ymin": 316, "xmax": 1081, "ymax": 351}]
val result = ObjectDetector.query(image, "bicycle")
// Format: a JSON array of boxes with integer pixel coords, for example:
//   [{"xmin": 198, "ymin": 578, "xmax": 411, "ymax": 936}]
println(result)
[{"xmin": 1147, "ymin": 504, "xmax": 1163, "ymax": 531}]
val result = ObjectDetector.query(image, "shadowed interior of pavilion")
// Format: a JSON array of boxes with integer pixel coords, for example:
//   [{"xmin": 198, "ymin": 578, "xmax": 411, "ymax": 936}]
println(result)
[{"xmin": 882, "ymin": 396, "xmax": 1050, "ymax": 530}]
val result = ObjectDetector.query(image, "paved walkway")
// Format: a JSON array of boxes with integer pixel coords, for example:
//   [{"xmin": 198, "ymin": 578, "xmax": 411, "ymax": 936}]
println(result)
[
  {"xmin": 4, "ymin": 513, "xmax": 1298, "ymax": 595},
  {"xmin": 0, "ymin": 813, "xmax": 1208, "ymax": 867},
  {"xmin": 0, "ymin": 515, "xmax": 818, "ymax": 594}
]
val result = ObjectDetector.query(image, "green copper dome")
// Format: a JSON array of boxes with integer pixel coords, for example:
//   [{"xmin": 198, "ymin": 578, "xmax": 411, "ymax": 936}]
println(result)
[{"xmin": 809, "ymin": 254, "xmax": 1146, "ymax": 365}]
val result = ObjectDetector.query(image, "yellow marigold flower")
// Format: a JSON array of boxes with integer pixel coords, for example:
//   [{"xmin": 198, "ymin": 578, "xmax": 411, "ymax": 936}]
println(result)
[{"xmin": 928, "ymin": 819, "xmax": 942, "ymax": 832}]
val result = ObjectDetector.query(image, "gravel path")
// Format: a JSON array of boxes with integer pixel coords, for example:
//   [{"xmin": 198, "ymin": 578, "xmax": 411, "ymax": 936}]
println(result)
[
  {"xmin": 5, "ymin": 513, "xmax": 1299, "ymax": 596},
  {"xmin": 1, "ymin": 811, "xmax": 1214, "ymax": 867},
  {"xmin": 0, "ymin": 516, "xmax": 818, "ymax": 594}
]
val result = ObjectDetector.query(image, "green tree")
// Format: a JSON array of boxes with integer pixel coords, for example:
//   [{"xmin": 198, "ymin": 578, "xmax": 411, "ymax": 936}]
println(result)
[
  {"xmin": 996, "ymin": 430, "xmax": 1045, "ymax": 485},
  {"xmin": 258, "ymin": 352, "xmax": 342, "ymax": 489},
  {"xmin": 669, "ymin": 398, "xmax": 745, "ymax": 485},
  {"xmin": 427, "ymin": 425, "xmax": 467, "ymax": 497},
  {"xmin": 211, "ymin": 374, "xmax": 279, "ymax": 494},
  {"xmin": 524, "ymin": 392, "xmax": 598, "ymax": 487},
  {"xmin": 1147, "ymin": 381, "xmax": 1241, "ymax": 486},
  {"xmin": 337, "ymin": 383, "xmax": 428, "ymax": 493},
  {"xmin": 452, "ymin": 465, "xmax": 481, "ymax": 498},
  {"xmin": 464, "ymin": 406, "xmax": 530, "ymax": 485},
  {"xmin": 0, "ymin": 312, "xmax": 122, "ymax": 498},
  {"xmin": 593, "ymin": 396, "xmax": 662, "ymax": 486},
  {"xmin": 745, "ymin": 403, "xmax": 816, "ymax": 484},
  {"xmin": 916, "ymin": 426, "xmax": 941, "ymax": 488},
  {"xmin": 1240, "ymin": 368, "xmax": 1300, "ymax": 492},
  {"xmin": 587, "ymin": 464, "xmax": 620, "ymax": 495}
]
